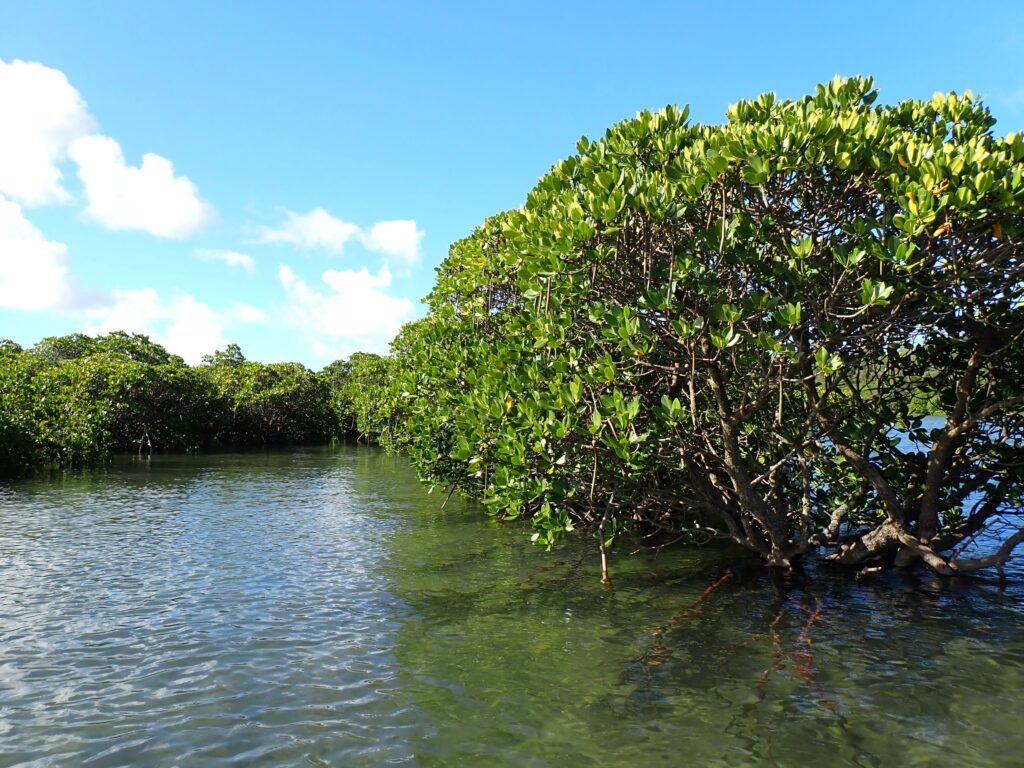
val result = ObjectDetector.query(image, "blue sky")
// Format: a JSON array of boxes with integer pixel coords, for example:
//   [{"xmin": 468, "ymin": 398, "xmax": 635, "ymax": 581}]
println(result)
[{"xmin": 1, "ymin": 1, "xmax": 1022, "ymax": 367}]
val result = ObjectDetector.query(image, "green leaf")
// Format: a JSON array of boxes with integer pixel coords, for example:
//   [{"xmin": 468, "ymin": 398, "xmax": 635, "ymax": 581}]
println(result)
[
  {"xmin": 860, "ymin": 279, "xmax": 894, "ymax": 306},
  {"xmin": 744, "ymin": 155, "xmax": 770, "ymax": 184},
  {"xmin": 756, "ymin": 332, "xmax": 782, "ymax": 352},
  {"xmin": 814, "ymin": 346, "xmax": 843, "ymax": 374},
  {"xmin": 774, "ymin": 302, "xmax": 802, "ymax": 326},
  {"xmin": 710, "ymin": 326, "xmax": 741, "ymax": 349}
]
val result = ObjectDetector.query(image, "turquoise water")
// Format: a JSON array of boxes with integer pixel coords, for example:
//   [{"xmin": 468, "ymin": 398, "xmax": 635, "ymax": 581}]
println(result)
[{"xmin": 1, "ymin": 447, "xmax": 1022, "ymax": 766}]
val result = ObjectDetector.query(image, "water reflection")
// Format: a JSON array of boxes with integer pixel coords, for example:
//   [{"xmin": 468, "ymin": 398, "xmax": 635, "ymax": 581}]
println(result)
[
  {"xmin": 1, "ymin": 448, "xmax": 1022, "ymax": 767},
  {"xmin": 387, "ymin": 500, "xmax": 1024, "ymax": 767},
  {"xmin": 0, "ymin": 449, "xmax": 416, "ymax": 766}
]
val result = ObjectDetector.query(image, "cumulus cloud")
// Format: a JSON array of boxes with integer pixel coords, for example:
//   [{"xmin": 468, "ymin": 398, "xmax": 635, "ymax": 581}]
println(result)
[
  {"xmin": 277, "ymin": 263, "xmax": 414, "ymax": 356},
  {"xmin": 0, "ymin": 195, "xmax": 76, "ymax": 310},
  {"xmin": 361, "ymin": 219, "xmax": 425, "ymax": 266},
  {"xmin": 0, "ymin": 58, "xmax": 214, "ymax": 240},
  {"xmin": 0, "ymin": 59, "xmax": 95, "ymax": 206},
  {"xmin": 82, "ymin": 287, "xmax": 163, "ymax": 336},
  {"xmin": 196, "ymin": 248, "xmax": 256, "ymax": 272},
  {"xmin": 256, "ymin": 208, "xmax": 424, "ymax": 265},
  {"xmin": 69, "ymin": 135, "xmax": 216, "ymax": 238},
  {"xmin": 161, "ymin": 295, "xmax": 226, "ymax": 362},
  {"xmin": 82, "ymin": 289, "xmax": 266, "ymax": 364}
]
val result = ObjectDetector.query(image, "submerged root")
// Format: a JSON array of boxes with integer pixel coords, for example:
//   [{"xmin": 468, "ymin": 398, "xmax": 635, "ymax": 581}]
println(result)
[
  {"xmin": 640, "ymin": 572, "xmax": 732, "ymax": 667},
  {"xmin": 792, "ymin": 598, "xmax": 824, "ymax": 682},
  {"xmin": 755, "ymin": 606, "xmax": 788, "ymax": 686}
]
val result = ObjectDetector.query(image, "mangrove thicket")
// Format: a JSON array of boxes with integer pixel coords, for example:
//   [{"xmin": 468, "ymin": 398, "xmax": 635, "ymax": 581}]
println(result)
[
  {"xmin": 371, "ymin": 77, "xmax": 1023, "ymax": 578},
  {"xmin": 3, "ymin": 77, "xmax": 1022, "ymax": 580},
  {"xmin": 0, "ymin": 333, "xmax": 388, "ymax": 473}
]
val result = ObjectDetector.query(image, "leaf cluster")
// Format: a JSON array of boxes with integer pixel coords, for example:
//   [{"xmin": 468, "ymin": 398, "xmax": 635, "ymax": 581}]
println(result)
[{"xmin": 376, "ymin": 77, "xmax": 1024, "ymax": 567}]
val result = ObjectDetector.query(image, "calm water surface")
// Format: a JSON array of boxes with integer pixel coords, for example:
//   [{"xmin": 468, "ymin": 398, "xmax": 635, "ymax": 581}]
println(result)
[{"xmin": 1, "ymin": 447, "xmax": 1022, "ymax": 766}]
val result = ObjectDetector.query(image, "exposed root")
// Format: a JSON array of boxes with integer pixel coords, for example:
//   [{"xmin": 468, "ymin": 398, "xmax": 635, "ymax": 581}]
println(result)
[
  {"xmin": 828, "ymin": 521, "xmax": 1024, "ymax": 579},
  {"xmin": 600, "ymin": 540, "xmax": 613, "ymax": 589},
  {"xmin": 855, "ymin": 565, "xmax": 884, "ymax": 580},
  {"xmin": 440, "ymin": 485, "xmax": 456, "ymax": 511},
  {"xmin": 951, "ymin": 527, "xmax": 1024, "ymax": 578}
]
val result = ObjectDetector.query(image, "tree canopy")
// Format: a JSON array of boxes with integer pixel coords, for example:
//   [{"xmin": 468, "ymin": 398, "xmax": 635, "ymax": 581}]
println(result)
[
  {"xmin": 0, "ymin": 334, "xmax": 348, "ymax": 474},
  {"xmin": 374, "ymin": 77, "xmax": 1023, "ymax": 577}
]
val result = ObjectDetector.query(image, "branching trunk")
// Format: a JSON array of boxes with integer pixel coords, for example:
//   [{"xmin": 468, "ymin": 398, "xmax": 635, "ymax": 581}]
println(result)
[{"xmin": 951, "ymin": 528, "xmax": 1024, "ymax": 577}]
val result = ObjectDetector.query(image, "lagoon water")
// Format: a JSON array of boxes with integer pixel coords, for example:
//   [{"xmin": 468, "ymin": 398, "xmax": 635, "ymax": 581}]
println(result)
[{"xmin": 1, "ymin": 447, "xmax": 1022, "ymax": 766}]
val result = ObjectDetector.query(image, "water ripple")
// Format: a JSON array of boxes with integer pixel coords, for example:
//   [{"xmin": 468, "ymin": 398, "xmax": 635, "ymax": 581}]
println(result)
[
  {"xmin": 2, "ymin": 449, "xmax": 1022, "ymax": 767},
  {"xmin": 0, "ymin": 451, "xmax": 418, "ymax": 767}
]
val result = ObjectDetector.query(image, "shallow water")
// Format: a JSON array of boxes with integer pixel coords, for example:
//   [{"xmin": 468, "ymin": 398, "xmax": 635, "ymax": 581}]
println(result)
[{"xmin": 1, "ymin": 447, "xmax": 1021, "ymax": 766}]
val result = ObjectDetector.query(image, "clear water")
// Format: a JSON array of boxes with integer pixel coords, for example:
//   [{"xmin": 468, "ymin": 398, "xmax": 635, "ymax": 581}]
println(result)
[{"xmin": 1, "ymin": 448, "xmax": 1021, "ymax": 767}]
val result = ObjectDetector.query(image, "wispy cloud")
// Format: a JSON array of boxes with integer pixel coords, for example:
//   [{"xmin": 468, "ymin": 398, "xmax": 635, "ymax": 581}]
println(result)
[
  {"xmin": 255, "ymin": 208, "xmax": 360, "ymax": 251},
  {"xmin": 196, "ymin": 248, "xmax": 256, "ymax": 272},
  {"xmin": 255, "ymin": 208, "xmax": 424, "ymax": 267}
]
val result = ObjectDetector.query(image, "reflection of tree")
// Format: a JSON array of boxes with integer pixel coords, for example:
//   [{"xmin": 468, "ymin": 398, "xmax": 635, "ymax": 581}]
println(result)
[{"xmin": 385, "ymin": 489, "xmax": 1024, "ymax": 768}]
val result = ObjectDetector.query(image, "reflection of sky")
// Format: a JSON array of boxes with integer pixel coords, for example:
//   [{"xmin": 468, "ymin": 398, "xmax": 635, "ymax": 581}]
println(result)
[{"xmin": 0, "ymin": 449, "xmax": 420, "ymax": 765}]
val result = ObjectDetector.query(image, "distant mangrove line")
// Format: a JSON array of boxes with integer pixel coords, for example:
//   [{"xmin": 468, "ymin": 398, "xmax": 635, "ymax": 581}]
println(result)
[{"xmin": 0, "ymin": 333, "xmax": 386, "ymax": 472}]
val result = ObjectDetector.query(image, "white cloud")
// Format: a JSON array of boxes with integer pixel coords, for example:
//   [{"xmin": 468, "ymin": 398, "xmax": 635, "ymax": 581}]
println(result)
[
  {"xmin": 0, "ymin": 58, "xmax": 216, "ymax": 242},
  {"xmin": 82, "ymin": 287, "xmax": 163, "ymax": 337},
  {"xmin": 196, "ymin": 248, "xmax": 256, "ymax": 272},
  {"xmin": 255, "ymin": 208, "xmax": 360, "ymax": 251},
  {"xmin": 0, "ymin": 195, "xmax": 76, "ymax": 310},
  {"xmin": 0, "ymin": 59, "xmax": 95, "ymax": 206},
  {"xmin": 69, "ymin": 134, "xmax": 216, "ymax": 238},
  {"xmin": 82, "ymin": 289, "xmax": 266, "ymax": 364},
  {"xmin": 362, "ymin": 219, "xmax": 424, "ymax": 266},
  {"xmin": 87, "ymin": 290, "xmax": 223, "ymax": 365},
  {"xmin": 277, "ymin": 263, "xmax": 414, "ymax": 356},
  {"xmin": 161, "ymin": 295, "xmax": 225, "ymax": 363},
  {"xmin": 256, "ymin": 208, "xmax": 424, "ymax": 266},
  {"xmin": 228, "ymin": 302, "xmax": 268, "ymax": 323}
]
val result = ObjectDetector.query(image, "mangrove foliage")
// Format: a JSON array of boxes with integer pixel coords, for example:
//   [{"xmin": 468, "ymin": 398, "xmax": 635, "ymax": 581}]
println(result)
[
  {"xmin": 373, "ymin": 77, "xmax": 1023, "ymax": 577},
  {"xmin": 0, "ymin": 333, "xmax": 372, "ymax": 473}
]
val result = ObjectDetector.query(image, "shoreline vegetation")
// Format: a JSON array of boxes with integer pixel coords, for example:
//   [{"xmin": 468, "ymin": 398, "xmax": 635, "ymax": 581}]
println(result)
[{"xmin": 3, "ymin": 78, "xmax": 1022, "ymax": 580}]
